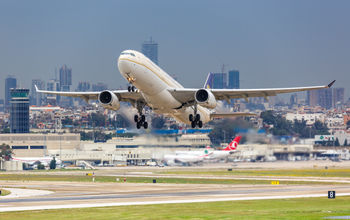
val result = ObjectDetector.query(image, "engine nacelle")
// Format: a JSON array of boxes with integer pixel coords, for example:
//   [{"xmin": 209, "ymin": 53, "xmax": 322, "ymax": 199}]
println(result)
[
  {"xmin": 98, "ymin": 90, "xmax": 120, "ymax": 111},
  {"xmin": 195, "ymin": 89, "xmax": 217, "ymax": 109}
]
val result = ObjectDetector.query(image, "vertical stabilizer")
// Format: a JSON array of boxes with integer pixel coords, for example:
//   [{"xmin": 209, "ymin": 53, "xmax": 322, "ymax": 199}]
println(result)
[
  {"xmin": 203, "ymin": 73, "xmax": 213, "ymax": 89},
  {"xmin": 223, "ymin": 136, "xmax": 241, "ymax": 151}
]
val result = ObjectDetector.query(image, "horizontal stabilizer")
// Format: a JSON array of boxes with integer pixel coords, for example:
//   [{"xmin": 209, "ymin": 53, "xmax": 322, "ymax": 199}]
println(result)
[{"xmin": 210, "ymin": 112, "xmax": 256, "ymax": 119}]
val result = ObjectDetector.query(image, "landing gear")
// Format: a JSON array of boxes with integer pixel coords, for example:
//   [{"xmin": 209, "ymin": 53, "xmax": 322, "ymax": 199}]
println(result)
[
  {"xmin": 189, "ymin": 104, "xmax": 203, "ymax": 128},
  {"xmin": 128, "ymin": 85, "xmax": 136, "ymax": 92},
  {"xmin": 134, "ymin": 102, "xmax": 148, "ymax": 129}
]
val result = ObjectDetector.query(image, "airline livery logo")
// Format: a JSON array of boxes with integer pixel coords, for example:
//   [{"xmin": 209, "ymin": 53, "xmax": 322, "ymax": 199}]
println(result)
[{"xmin": 224, "ymin": 136, "xmax": 241, "ymax": 151}]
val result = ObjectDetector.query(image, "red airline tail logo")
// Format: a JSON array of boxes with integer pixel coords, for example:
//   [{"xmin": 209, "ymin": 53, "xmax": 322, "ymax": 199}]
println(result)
[{"xmin": 223, "ymin": 136, "xmax": 241, "ymax": 151}]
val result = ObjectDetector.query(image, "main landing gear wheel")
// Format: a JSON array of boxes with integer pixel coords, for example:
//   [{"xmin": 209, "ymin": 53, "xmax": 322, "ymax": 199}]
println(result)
[
  {"xmin": 198, "ymin": 120, "xmax": 203, "ymax": 128},
  {"xmin": 134, "ymin": 101, "xmax": 148, "ymax": 129},
  {"xmin": 189, "ymin": 105, "xmax": 203, "ymax": 128},
  {"xmin": 135, "ymin": 114, "xmax": 148, "ymax": 129}
]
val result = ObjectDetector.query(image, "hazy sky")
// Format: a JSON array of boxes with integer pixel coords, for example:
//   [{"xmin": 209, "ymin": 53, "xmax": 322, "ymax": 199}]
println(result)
[{"xmin": 1, "ymin": 0, "xmax": 349, "ymax": 99}]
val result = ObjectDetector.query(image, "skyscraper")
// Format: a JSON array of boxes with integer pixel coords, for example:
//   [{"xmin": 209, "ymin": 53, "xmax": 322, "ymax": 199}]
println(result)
[
  {"xmin": 31, "ymin": 79, "xmax": 45, "ymax": 106},
  {"xmin": 46, "ymin": 79, "xmax": 60, "ymax": 105},
  {"xmin": 92, "ymin": 82, "xmax": 108, "ymax": 91},
  {"xmin": 77, "ymin": 81, "xmax": 91, "ymax": 92},
  {"xmin": 142, "ymin": 37, "xmax": 158, "ymax": 65},
  {"xmin": 5, "ymin": 76, "xmax": 17, "ymax": 111},
  {"xmin": 0, "ymin": 99, "xmax": 4, "ymax": 112},
  {"xmin": 318, "ymin": 89, "xmax": 333, "ymax": 109},
  {"xmin": 59, "ymin": 65, "xmax": 72, "ymax": 106},
  {"xmin": 307, "ymin": 90, "xmax": 319, "ymax": 107},
  {"xmin": 10, "ymin": 88, "xmax": 29, "ymax": 133},
  {"xmin": 307, "ymin": 89, "xmax": 333, "ymax": 109},
  {"xmin": 228, "ymin": 70, "xmax": 240, "ymax": 89},
  {"xmin": 211, "ymin": 72, "xmax": 227, "ymax": 89},
  {"xmin": 332, "ymin": 88, "xmax": 345, "ymax": 107},
  {"xmin": 59, "ymin": 65, "xmax": 72, "ymax": 91}
]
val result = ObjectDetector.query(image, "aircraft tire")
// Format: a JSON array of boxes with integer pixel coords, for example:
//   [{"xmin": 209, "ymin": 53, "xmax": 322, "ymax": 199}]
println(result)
[
  {"xmin": 141, "ymin": 115, "xmax": 146, "ymax": 122},
  {"xmin": 136, "ymin": 122, "xmax": 141, "ymax": 129},
  {"xmin": 191, "ymin": 121, "xmax": 196, "ymax": 128},
  {"xmin": 198, "ymin": 120, "xmax": 203, "ymax": 128},
  {"xmin": 134, "ymin": 115, "xmax": 139, "ymax": 122},
  {"xmin": 189, "ymin": 114, "xmax": 193, "ymax": 122},
  {"xmin": 143, "ymin": 122, "xmax": 148, "ymax": 129}
]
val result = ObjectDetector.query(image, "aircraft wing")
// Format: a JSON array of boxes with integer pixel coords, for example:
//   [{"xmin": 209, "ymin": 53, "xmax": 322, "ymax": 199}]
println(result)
[
  {"xmin": 35, "ymin": 85, "xmax": 145, "ymax": 103},
  {"xmin": 169, "ymin": 80, "xmax": 335, "ymax": 104}
]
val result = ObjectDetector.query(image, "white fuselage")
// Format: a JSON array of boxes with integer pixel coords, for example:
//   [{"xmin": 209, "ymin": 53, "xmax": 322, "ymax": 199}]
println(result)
[
  {"xmin": 176, "ymin": 150, "xmax": 231, "ymax": 160},
  {"xmin": 12, "ymin": 157, "xmax": 61, "ymax": 166},
  {"xmin": 118, "ymin": 50, "xmax": 210, "ymax": 125}
]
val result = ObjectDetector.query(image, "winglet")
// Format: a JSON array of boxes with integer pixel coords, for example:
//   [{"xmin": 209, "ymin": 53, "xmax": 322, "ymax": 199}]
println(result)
[
  {"xmin": 327, "ymin": 80, "xmax": 336, "ymax": 88},
  {"xmin": 34, "ymin": 85, "xmax": 39, "ymax": 92}
]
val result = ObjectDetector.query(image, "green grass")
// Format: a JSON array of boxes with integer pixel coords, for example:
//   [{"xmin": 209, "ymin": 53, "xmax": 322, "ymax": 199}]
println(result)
[
  {"xmin": 0, "ymin": 196, "xmax": 349, "ymax": 219},
  {"xmin": 0, "ymin": 173, "xmax": 344, "ymax": 185},
  {"xmin": 0, "ymin": 189, "xmax": 10, "ymax": 196},
  {"xmin": 160, "ymin": 168, "xmax": 350, "ymax": 178}
]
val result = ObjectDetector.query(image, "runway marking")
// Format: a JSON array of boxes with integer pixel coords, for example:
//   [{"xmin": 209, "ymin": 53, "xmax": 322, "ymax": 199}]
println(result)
[
  {"xmin": 0, "ymin": 188, "xmax": 53, "ymax": 199},
  {"xmin": 0, "ymin": 193, "xmax": 350, "ymax": 212}
]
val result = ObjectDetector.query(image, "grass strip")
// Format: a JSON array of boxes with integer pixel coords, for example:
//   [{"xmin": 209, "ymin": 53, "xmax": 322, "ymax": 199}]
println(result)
[
  {"xmin": 160, "ymin": 168, "xmax": 350, "ymax": 178},
  {"xmin": 0, "ymin": 174, "xmax": 344, "ymax": 185},
  {"xmin": 0, "ymin": 188, "xmax": 10, "ymax": 196},
  {"xmin": 0, "ymin": 196, "xmax": 349, "ymax": 219}
]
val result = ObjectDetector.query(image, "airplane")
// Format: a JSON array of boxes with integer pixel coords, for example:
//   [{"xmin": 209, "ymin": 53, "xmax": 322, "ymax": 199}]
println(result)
[
  {"xmin": 35, "ymin": 50, "xmax": 336, "ymax": 129},
  {"xmin": 12, "ymin": 156, "xmax": 62, "ymax": 167},
  {"xmin": 163, "ymin": 149, "xmax": 212, "ymax": 166},
  {"xmin": 175, "ymin": 136, "xmax": 241, "ymax": 160}
]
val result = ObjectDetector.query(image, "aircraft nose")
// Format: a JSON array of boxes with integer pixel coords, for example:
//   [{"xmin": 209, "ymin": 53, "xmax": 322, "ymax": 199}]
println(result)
[{"xmin": 118, "ymin": 58, "xmax": 131, "ymax": 74}]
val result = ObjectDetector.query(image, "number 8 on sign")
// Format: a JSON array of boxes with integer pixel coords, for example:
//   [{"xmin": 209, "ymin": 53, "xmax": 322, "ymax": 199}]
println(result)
[{"xmin": 328, "ymin": 191, "xmax": 335, "ymax": 199}]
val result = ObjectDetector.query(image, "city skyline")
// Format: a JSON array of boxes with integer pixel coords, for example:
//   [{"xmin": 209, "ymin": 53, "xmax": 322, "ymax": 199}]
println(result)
[{"xmin": 0, "ymin": 0, "xmax": 350, "ymax": 100}]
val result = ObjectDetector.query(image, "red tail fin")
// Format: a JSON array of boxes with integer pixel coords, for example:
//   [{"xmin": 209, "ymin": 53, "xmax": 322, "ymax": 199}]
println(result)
[{"xmin": 223, "ymin": 136, "xmax": 241, "ymax": 151}]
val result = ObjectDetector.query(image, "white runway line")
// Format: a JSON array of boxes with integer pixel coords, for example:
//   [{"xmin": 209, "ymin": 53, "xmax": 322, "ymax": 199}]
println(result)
[
  {"xmin": 0, "ymin": 188, "xmax": 53, "ymax": 199},
  {"xmin": 0, "ymin": 193, "xmax": 350, "ymax": 212}
]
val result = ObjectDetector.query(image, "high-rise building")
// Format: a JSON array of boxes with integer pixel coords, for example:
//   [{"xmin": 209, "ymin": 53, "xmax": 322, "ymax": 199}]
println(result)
[
  {"xmin": 332, "ymin": 88, "xmax": 345, "ymax": 107},
  {"xmin": 59, "ymin": 65, "xmax": 72, "ymax": 91},
  {"xmin": 142, "ymin": 37, "xmax": 158, "ymax": 65},
  {"xmin": 307, "ymin": 89, "xmax": 333, "ymax": 109},
  {"xmin": 31, "ymin": 79, "xmax": 45, "ymax": 106},
  {"xmin": 290, "ymin": 94, "xmax": 298, "ymax": 107},
  {"xmin": 77, "ymin": 81, "xmax": 91, "ymax": 92},
  {"xmin": 59, "ymin": 65, "xmax": 72, "ymax": 106},
  {"xmin": 307, "ymin": 90, "xmax": 319, "ymax": 106},
  {"xmin": 0, "ymin": 99, "xmax": 4, "ymax": 112},
  {"xmin": 10, "ymin": 88, "xmax": 29, "ymax": 133},
  {"xmin": 92, "ymin": 82, "xmax": 108, "ymax": 91},
  {"xmin": 210, "ymin": 72, "xmax": 227, "ymax": 89},
  {"xmin": 318, "ymin": 89, "xmax": 333, "ymax": 109},
  {"xmin": 228, "ymin": 70, "xmax": 240, "ymax": 89},
  {"xmin": 46, "ymin": 79, "xmax": 60, "ymax": 105},
  {"xmin": 5, "ymin": 76, "xmax": 17, "ymax": 111}
]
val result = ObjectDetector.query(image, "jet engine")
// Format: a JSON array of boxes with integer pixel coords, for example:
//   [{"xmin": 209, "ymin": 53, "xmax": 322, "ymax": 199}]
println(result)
[
  {"xmin": 195, "ymin": 89, "xmax": 217, "ymax": 109},
  {"xmin": 98, "ymin": 91, "xmax": 120, "ymax": 111}
]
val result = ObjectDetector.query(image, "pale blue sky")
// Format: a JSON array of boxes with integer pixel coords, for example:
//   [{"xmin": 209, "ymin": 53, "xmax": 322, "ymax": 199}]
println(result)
[{"xmin": 0, "ymin": 0, "xmax": 349, "ymax": 99}]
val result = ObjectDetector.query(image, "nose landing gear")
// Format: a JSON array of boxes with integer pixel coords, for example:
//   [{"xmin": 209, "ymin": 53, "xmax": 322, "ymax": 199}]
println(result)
[{"xmin": 128, "ymin": 85, "xmax": 136, "ymax": 92}]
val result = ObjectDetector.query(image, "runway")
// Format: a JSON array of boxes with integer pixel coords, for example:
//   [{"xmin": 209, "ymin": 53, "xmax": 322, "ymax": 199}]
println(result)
[{"xmin": 0, "ymin": 181, "xmax": 349, "ymax": 212}]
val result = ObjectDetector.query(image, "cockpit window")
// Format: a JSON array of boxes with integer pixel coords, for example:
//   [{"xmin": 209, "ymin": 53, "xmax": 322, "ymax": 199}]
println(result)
[{"xmin": 121, "ymin": 52, "xmax": 136, "ymax": 57}]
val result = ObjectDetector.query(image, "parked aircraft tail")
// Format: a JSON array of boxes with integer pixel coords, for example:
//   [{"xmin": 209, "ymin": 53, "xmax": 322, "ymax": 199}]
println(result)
[
  {"xmin": 203, "ymin": 73, "xmax": 214, "ymax": 89},
  {"xmin": 223, "ymin": 136, "xmax": 241, "ymax": 151}
]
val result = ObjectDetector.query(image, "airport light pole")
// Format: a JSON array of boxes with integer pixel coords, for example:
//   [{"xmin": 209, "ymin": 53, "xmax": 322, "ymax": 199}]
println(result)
[{"xmin": 59, "ymin": 132, "xmax": 62, "ymax": 162}]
